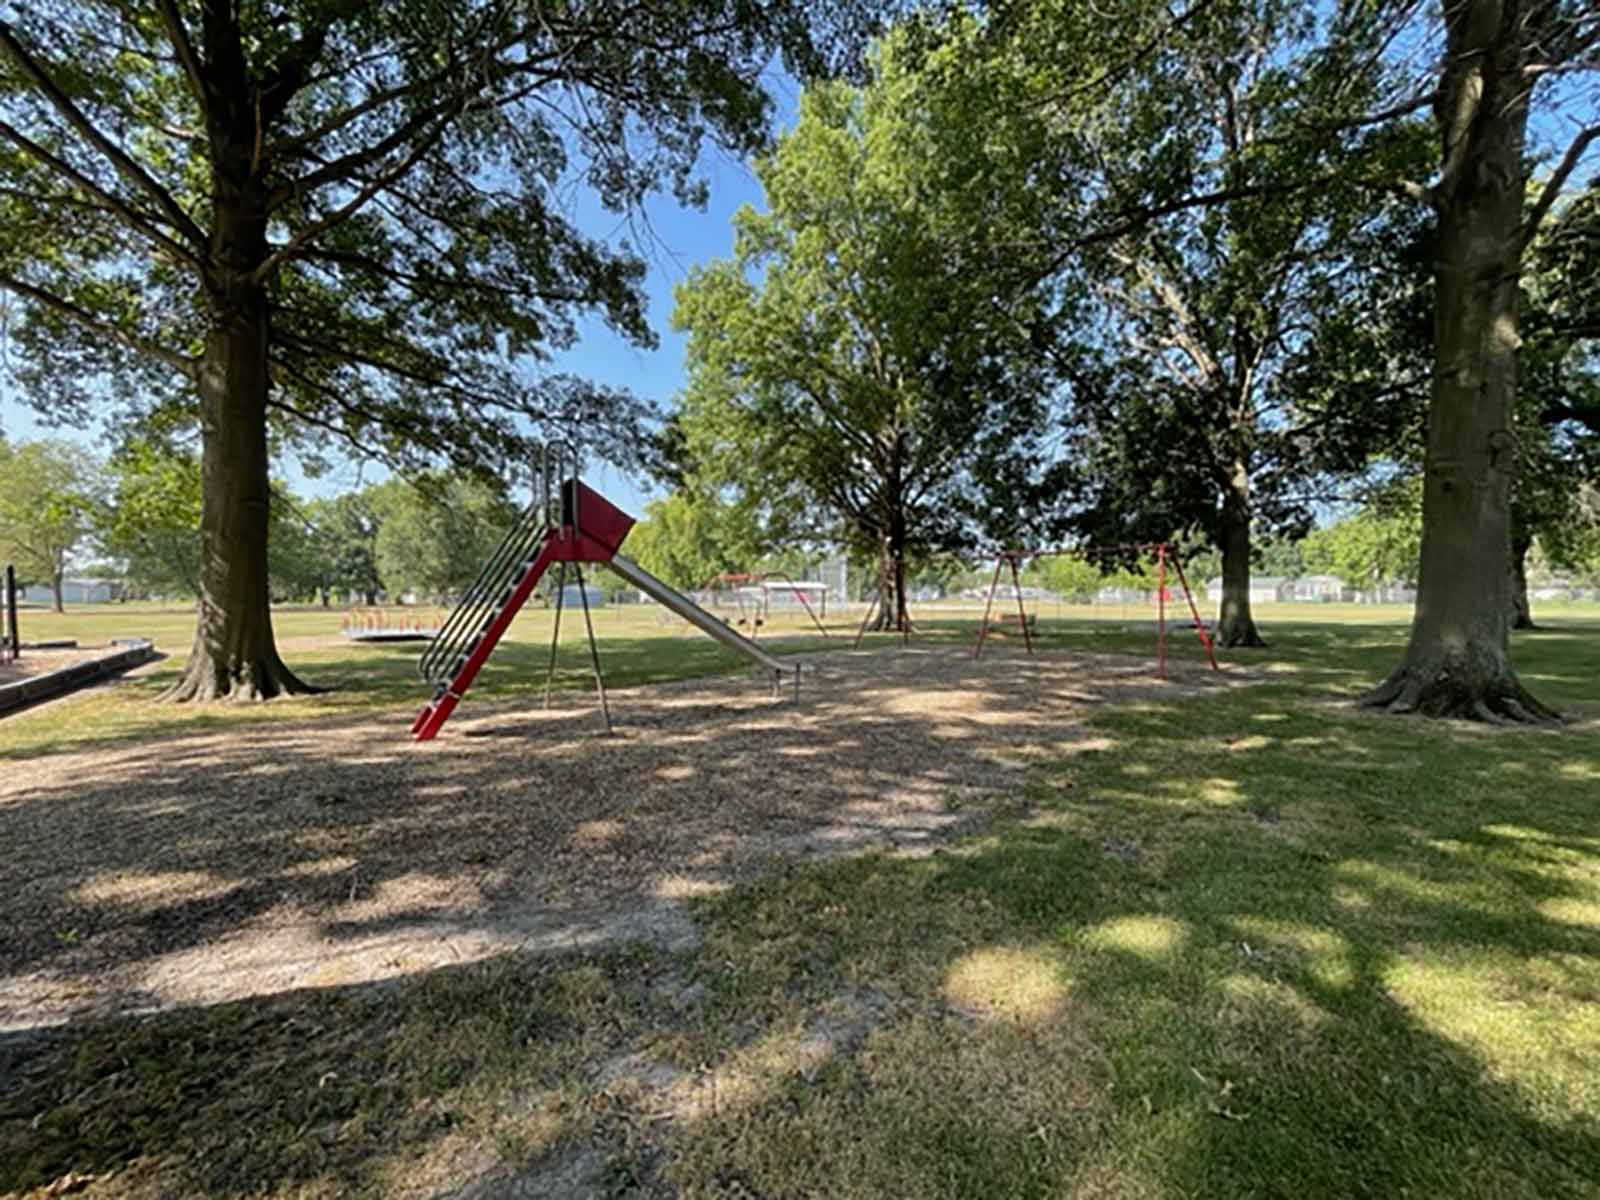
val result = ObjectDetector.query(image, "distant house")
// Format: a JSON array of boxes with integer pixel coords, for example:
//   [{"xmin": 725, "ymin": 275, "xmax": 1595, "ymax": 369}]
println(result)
[
  {"xmin": 1095, "ymin": 585, "xmax": 1154, "ymax": 605},
  {"xmin": 1361, "ymin": 584, "xmax": 1417, "ymax": 604},
  {"xmin": 1284, "ymin": 575, "xmax": 1355, "ymax": 603},
  {"xmin": 21, "ymin": 578, "xmax": 117, "ymax": 605},
  {"xmin": 1204, "ymin": 576, "xmax": 1290, "ymax": 605}
]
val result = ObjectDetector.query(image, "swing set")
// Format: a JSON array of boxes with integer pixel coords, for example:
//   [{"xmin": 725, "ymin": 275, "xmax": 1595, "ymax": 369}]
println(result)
[{"xmin": 972, "ymin": 543, "xmax": 1217, "ymax": 677}]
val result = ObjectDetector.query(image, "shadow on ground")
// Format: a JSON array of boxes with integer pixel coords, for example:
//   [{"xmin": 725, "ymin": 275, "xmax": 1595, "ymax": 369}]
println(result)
[{"xmin": 3, "ymin": 630, "xmax": 1597, "ymax": 1198}]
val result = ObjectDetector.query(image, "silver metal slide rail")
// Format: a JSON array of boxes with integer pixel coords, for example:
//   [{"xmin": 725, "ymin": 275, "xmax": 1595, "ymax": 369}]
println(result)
[{"xmin": 608, "ymin": 551, "xmax": 799, "ymax": 698}]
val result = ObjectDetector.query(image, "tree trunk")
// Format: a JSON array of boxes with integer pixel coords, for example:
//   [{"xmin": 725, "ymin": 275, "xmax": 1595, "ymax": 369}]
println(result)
[
  {"xmin": 51, "ymin": 568, "xmax": 64, "ymax": 613},
  {"xmin": 164, "ymin": 195, "xmax": 317, "ymax": 702},
  {"xmin": 1215, "ymin": 462, "xmax": 1265, "ymax": 647},
  {"xmin": 1363, "ymin": 1, "xmax": 1555, "ymax": 722},
  {"xmin": 1509, "ymin": 519, "xmax": 1535, "ymax": 630},
  {"xmin": 889, "ymin": 503, "xmax": 910, "ymax": 633},
  {"xmin": 870, "ymin": 534, "xmax": 894, "ymax": 632}
]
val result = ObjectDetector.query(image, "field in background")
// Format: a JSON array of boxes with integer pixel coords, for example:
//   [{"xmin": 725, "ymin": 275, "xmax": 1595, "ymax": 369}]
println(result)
[{"xmin": 8, "ymin": 593, "xmax": 1600, "ymax": 760}]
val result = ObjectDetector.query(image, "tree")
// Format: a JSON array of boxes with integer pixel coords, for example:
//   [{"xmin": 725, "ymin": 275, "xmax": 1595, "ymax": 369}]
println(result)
[
  {"xmin": 97, "ymin": 441, "xmax": 204, "ymax": 597},
  {"xmin": 1302, "ymin": 487, "xmax": 1423, "ymax": 600},
  {"xmin": 266, "ymin": 492, "xmax": 332, "ymax": 604},
  {"xmin": 1038, "ymin": 0, "xmax": 1431, "ymax": 647},
  {"xmin": 306, "ymin": 491, "xmax": 383, "ymax": 606},
  {"xmin": 672, "ymin": 50, "xmax": 1065, "ymax": 630},
  {"xmin": 1507, "ymin": 195, "xmax": 1600, "ymax": 627},
  {"xmin": 1362, "ymin": 1, "xmax": 1600, "ymax": 720},
  {"xmin": 932, "ymin": 0, "xmax": 1596, "ymax": 716},
  {"xmin": 0, "ymin": 0, "xmax": 874, "ymax": 701},
  {"xmin": 625, "ymin": 490, "xmax": 756, "ymax": 591},
  {"xmin": 372, "ymin": 476, "xmax": 515, "ymax": 603},
  {"xmin": 0, "ymin": 438, "xmax": 98, "ymax": 610}
]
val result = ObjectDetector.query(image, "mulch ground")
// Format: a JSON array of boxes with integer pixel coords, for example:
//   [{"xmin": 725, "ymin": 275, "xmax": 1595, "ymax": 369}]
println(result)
[
  {"xmin": 0, "ymin": 645, "xmax": 1247, "ymax": 1035},
  {"xmin": 0, "ymin": 646, "xmax": 110, "ymax": 687}
]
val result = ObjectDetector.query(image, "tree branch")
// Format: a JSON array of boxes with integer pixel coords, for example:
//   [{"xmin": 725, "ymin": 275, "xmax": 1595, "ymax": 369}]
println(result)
[
  {"xmin": 1524, "ymin": 124, "xmax": 1600, "ymax": 244},
  {"xmin": 251, "ymin": 112, "xmax": 459, "ymax": 284},
  {"xmin": 0, "ymin": 273, "xmax": 198, "ymax": 378},
  {"xmin": 0, "ymin": 119, "xmax": 203, "ymax": 267},
  {"xmin": 0, "ymin": 19, "xmax": 207, "ymax": 250},
  {"xmin": 153, "ymin": 0, "xmax": 209, "ymax": 119}
]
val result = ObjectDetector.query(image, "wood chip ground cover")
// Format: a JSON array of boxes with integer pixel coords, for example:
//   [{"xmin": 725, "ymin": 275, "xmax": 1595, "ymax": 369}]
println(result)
[{"xmin": 0, "ymin": 646, "xmax": 1232, "ymax": 1033}]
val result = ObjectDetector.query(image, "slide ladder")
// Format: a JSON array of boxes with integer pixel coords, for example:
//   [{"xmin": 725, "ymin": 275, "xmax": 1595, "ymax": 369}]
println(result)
[{"xmin": 410, "ymin": 497, "xmax": 556, "ymax": 741}]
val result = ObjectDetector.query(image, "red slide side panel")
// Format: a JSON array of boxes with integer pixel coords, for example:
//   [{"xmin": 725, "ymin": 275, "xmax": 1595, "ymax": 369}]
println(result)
[{"xmin": 558, "ymin": 480, "xmax": 635, "ymax": 560}]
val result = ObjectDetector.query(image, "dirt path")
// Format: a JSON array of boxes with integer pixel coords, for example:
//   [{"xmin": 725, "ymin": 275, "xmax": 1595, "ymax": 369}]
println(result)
[{"xmin": 1, "ymin": 646, "xmax": 1249, "ymax": 1033}]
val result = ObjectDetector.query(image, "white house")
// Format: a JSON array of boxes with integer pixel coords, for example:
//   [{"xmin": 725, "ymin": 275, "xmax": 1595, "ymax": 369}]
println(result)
[
  {"xmin": 1284, "ymin": 575, "xmax": 1355, "ymax": 603},
  {"xmin": 1204, "ymin": 576, "xmax": 1290, "ymax": 605},
  {"xmin": 20, "ymin": 578, "xmax": 117, "ymax": 605}
]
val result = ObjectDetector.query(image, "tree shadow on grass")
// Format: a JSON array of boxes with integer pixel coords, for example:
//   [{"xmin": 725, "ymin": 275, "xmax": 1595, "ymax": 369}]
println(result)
[
  {"xmin": 653, "ymin": 707, "xmax": 1600, "ymax": 1197},
  {"xmin": 2, "ymin": 637, "xmax": 1598, "ymax": 1196}
]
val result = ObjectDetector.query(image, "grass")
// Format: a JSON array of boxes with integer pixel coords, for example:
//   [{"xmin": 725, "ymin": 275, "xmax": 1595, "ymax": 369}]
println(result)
[
  {"xmin": 3, "ymin": 608, "xmax": 1600, "ymax": 1197},
  {"xmin": 0, "ymin": 600, "xmax": 845, "ymax": 759}
]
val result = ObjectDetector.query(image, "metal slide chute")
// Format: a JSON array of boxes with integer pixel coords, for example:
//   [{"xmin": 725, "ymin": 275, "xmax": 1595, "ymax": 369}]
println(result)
[{"xmin": 607, "ymin": 553, "xmax": 793, "ymax": 686}]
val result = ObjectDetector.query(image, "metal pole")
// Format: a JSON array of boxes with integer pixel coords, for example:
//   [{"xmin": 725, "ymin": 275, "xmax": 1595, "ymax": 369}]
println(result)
[
  {"xmin": 1168, "ymin": 548, "xmax": 1220, "ymax": 672},
  {"xmin": 543, "ymin": 561, "xmax": 568, "ymax": 709},
  {"xmin": 973, "ymin": 557, "xmax": 1005, "ymax": 659},
  {"xmin": 1009, "ymin": 553, "xmax": 1034, "ymax": 656},
  {"xmin": 4, "ymin": 565, "xmax": 17, "ymax": 661},
  {"xmin": 573, "ymin": 563, "xmax": 612, "ymax": 734},
  {"xmin": 1156, "ymin": 544, "xmax": 1168, "ymax": 680},
  {"xmin": 851, "ymin": 589, "xmax": 880, "ymax": 650}
]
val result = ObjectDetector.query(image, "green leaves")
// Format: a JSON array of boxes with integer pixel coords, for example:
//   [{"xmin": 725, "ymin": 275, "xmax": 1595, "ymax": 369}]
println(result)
[
  {"xmin": 671, "ymin": 33, "xmax": 1067, "ymax": 571},
  {"xmin": 0, "ymin": 0, "xmax": 884, "ymax": 478},
  {"xmin": 0, "ymin": 437, "xmax": 99, "ymax": 595}
]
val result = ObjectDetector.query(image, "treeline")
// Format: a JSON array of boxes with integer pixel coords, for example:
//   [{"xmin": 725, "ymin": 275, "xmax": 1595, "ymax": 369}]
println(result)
[{"xmin": 0, "ymin": 437, "xmax": 519, "ymax": 610}]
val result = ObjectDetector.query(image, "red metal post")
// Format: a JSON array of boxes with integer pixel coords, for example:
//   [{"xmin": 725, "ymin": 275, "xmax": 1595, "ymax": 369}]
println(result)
[
  {"xmin": 972, "ymin": 556, "xmax": 1005, "ymax": 659},
  {"xmin": 1009, "ymin": 553, "xmax": 1034, "ymax": 656},
  {"xmin": 1156, "ymin": 544, "xmax": 1168, "ymax": 680},
  {"xmin": 1167, "ymin": 549, "xmax": 1220, "ymax": 672}
]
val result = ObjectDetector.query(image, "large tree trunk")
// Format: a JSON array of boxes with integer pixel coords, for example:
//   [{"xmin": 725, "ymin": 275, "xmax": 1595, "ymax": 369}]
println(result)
[
  {"xmin": 1215, "ymin": 462, "xmax": 1266, "ymax": 647},
  {"xmin": 164, "ymin": 194, "xmax": 317, "ymax": 702},
  {"xmin": 1363, "ymin": 1, "xmax": 1555, "ymax": 722},
  {"xmin": 1510, "ymin": 518, "xmax": 1535, "ymax": 630},
  {"xmin": 50, "ymin": 568, "xmax": 64, "ymax": 613},
  {"xmin": 889, "ymin": 504, "xmax": 910, "ymax": 633},
  {"xmin": 869, "ymin": 533, "xmax": 911, "ymax": 633}
]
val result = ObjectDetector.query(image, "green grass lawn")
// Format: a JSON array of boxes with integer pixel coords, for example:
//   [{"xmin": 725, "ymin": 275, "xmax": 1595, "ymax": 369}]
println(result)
[
  {"xmin": 3, "ymin": 608, "xmax": 1598, "ymax": 1197},
  {"xmin": 0, "ymin": 600, "xmax": 846, "ymax": 759}
]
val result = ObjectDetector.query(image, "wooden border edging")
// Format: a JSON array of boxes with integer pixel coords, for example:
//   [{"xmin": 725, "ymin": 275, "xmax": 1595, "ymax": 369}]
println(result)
[{"xmin": 0, "ymin": 639, "xmax": 158, "ymax": 716}]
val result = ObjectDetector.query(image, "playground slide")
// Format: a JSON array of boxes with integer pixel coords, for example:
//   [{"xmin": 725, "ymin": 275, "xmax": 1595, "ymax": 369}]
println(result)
[{"xmin": 608, "ymin": 553, "xmax": 794, "ymax": 679}]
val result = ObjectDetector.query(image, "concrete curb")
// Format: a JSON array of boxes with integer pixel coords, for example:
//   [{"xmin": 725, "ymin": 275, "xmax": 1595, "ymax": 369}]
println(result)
[{"xmin": 0, "ymin": 639, "xmax": 158, "ymax": 716}]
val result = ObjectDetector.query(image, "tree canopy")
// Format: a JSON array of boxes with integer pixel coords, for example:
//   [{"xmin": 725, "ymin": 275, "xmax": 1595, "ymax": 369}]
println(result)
[
  {"xmin": 0, "ymin": 0, "xmax": 879, "ymax": 699},
  {"xmin": 671, "ymin": 42, "xmax": 1066, "ymax": 629},
  {"xmin": 0, "ymin": 438, "xmax": 98, "ymax": 610}
]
